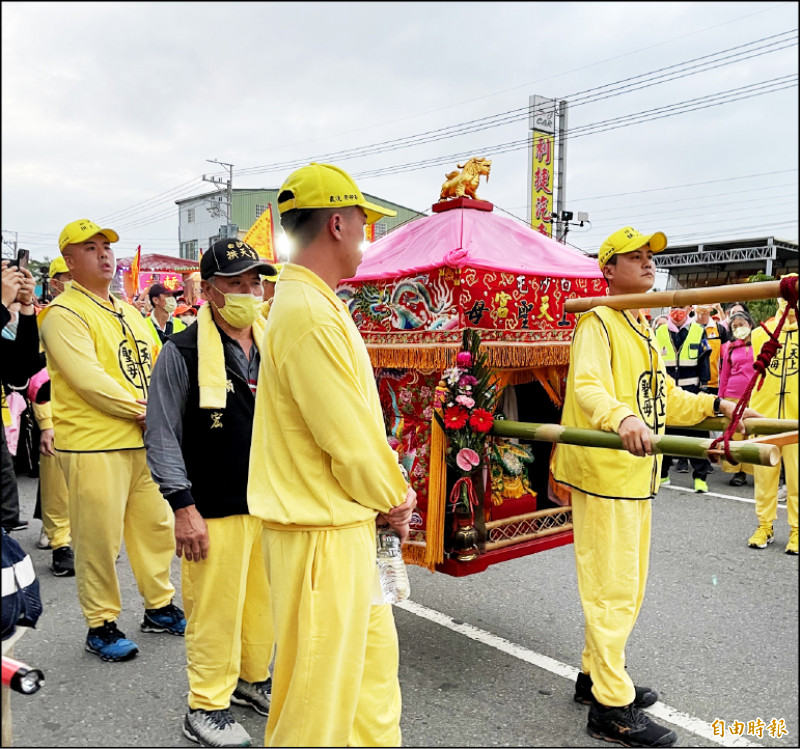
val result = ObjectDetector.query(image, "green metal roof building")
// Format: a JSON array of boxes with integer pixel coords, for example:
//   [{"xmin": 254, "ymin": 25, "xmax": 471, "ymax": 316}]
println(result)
[{"xmin": 176, "ymin": 188, "xmax": 424, "ymax": 260}]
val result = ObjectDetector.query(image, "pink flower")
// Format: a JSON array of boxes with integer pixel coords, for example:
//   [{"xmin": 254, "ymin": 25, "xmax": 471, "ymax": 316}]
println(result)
[
  {"xmin": 456, "ymin": 395, "xmax": 475, "ymax": 409},
  {"xmin": 459, "ymin": 374, "xmax": 477, "ymax": 387},
  {"xmin": 456, "ymin": 448, "xmax": 481, "ymax": 472},
  {"xmin": 456, "ymin": 351, "xmax": 473, "ymax": 367}
]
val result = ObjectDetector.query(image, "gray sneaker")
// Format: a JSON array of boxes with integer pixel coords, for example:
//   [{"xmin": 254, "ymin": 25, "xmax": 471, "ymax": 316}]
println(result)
[
  {"xmin": 182, "ymin": 709, "xmax": 251, "ymax": 747},
  {"xmin": 230, "ymin": 677, "xmax": 271, "ymax": 716}
]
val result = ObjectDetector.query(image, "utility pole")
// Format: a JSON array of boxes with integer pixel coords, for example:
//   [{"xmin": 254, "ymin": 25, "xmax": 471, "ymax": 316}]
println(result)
[
  {"xmin": 202, "ymin": 159, "xmax": 235, "ymax": 237},
  {"xmin": 554, "ymin": 100, "xmax": 568, "ymax": 242},
  {"xmin": 1, "ymin": 229, "xmax": 19, "ymax": 255}
]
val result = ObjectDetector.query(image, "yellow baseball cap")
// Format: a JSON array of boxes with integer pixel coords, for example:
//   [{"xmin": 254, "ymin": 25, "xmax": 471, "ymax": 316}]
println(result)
[
  {"xmin": 262, "ymin": 263, "xmax": 283, "ymax": 283},
  {"xmin": 48, "ymin": 255, "xmax": 69, "ymax": 278},
  {"xmin": 597, "ymin": 226, "xmax": 667, "ymax": 268},
  {"xmin": 59, "ymin": 219, "xmax": 119, "ymax": 252},
  {"xmin": 277, "ymin": 163, "xmax": 397, "ymax": 225}
]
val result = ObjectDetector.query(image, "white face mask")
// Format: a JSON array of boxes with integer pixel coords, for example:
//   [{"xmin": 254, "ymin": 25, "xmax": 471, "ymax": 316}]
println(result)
[
  {"xmin": 179, "ymin": 315, "xmax": 196, "ymax": 326},
  {"xmin": 164, "ymin": 297, "xmax": 178, "ymax": 314},
  {"xmin": 733, "ymin": 326, "xmax": 751, "ymax": 340}
]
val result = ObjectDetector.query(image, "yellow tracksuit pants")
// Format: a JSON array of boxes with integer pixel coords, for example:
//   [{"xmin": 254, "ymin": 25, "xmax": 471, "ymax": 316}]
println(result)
[
  {"xmin": 182, "ymin": 514, "xmax": 273, "ymax": 711},
  {"xmin": 572, "ymin": 490, "xmax": 651, "ymax": 708},
  {"xmin": 753, "ymin": 443, "xmax": 798, "ymax": 529},
  {"xmin": 39, "ymin": 453, "xmax": 71, "ymax": 549},
  {"xmin": 57, "ymin": 449, "xmax": 176, "ymax": 628},
  {"xmin": 263, "ymin": 522, "xmax": 402, "ymax": 748}
]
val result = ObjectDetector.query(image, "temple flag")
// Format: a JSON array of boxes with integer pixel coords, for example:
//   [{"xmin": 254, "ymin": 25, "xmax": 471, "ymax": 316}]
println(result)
[{"xmin": 243, "ymin": 204, "xmax": 276, "ymax": 263}]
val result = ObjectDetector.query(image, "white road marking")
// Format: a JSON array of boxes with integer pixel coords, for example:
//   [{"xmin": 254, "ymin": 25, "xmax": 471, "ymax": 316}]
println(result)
[
  {"xmin": 397, "ymin": 599, "xmax": 764, "ymax": 748},
  {"xmin": 665, "ymin": 483, "xmax": 788, "ymax": 507}
]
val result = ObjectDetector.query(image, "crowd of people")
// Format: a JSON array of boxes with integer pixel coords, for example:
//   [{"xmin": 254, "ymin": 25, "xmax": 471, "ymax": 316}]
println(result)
[{"xmin": 1, "ymin": 164, "xmax": 797, "ymax": 749}]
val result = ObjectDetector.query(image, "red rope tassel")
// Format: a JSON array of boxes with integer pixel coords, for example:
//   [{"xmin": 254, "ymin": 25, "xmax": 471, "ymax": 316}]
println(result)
[{"xmin": 710, "ymin": 276, "xmax": 798, "ymax": 462}]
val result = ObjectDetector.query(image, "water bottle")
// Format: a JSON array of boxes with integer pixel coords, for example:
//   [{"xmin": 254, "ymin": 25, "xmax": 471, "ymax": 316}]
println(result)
[{"xmin": 376, "ymin": 524, "xmax": 411, "ymax": 604}]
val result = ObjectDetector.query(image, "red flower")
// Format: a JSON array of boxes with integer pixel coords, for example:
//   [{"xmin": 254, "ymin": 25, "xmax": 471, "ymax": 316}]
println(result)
[
  {"xmin": 469, "ymin": 408, "xmax": 494, "ymax": 433},
  {"xmin": 442, "ymin": 406, "xmax": 469, "ymax": 430}
]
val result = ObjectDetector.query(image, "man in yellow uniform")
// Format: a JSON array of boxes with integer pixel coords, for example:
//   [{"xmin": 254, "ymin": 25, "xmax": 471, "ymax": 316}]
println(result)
[
  {"xmin": 248, "ymin": 163, "xmax": 416, "ymax": 748},
  {"xmin": 146, "ymin": 239, "xmax": 277, "ymax": 747},
  {"xmin": 38, "ymin": 219, "xmax": 184, "ymax": 662},
  {"xmin": 747, "ymin": 275, "xmax": 798, "ymax": 554},
  {"xmin": 552, "ymin": 226, "xmax": 757, "ymax": 748},
  {"xmin": 655, "ymin": 306, "xmax": 713, "ymax": 492},
  {"xmin": 261, "ymin": 263, "xmax": 282, "ymax": 302},
  {"xmin": 30, "ymin": 256, "xmax": 74, "ymax": 575}
]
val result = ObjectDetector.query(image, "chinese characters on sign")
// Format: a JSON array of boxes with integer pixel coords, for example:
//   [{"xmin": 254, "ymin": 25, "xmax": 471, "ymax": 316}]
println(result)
[
  {"xmin": 138, "ymin": 272, "xmax": 182, "ymax": 292},
  {"xmin": 529, "ymin": 95, "xmax": 556, "ymax": 237},
  {"xmin": 711, "ymin": 717, "xmax": 788, "ymax": 739},
  {"xmin": 531, "ymin": 132, "xmax": 554, "ymax": 237}
]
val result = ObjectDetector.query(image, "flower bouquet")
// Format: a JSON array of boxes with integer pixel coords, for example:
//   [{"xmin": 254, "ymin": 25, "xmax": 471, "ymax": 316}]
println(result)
[{"xmin": 434, "ymin": 329, "xmax": 501, "ymax": 555}]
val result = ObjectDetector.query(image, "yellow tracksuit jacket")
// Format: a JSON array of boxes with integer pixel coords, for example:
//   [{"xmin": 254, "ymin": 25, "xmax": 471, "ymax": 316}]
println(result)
[
  {"xmin": 38, "ymin": 282, "xmax": 160, "ymax": 451},
  {"xmin": 248, "ymin": 263, "xmax": 407, "ymax": 525},
  {"xmin": 750, "ymin": 314, "xmax": 798, "ymax": 529},
  {"xmin": 248, "ymin": 263, "xmax": 407, "ymax": 748},
  {"xmin": 552, "ymin": 307, "xmax": 717, "ymax": 499}
]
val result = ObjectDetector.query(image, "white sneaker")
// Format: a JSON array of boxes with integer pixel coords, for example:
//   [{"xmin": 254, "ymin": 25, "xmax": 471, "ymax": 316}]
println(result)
[
  {"xmin": 183, "ymin": 709, "xmax": 251, "ymax": 747},
  {"xmin": 778, "ymin": 484, "xmax": 788, "ymax": 501},
  {"xmin": 37, "ymin": 527, "xmax": 52, "ymax": 550}
]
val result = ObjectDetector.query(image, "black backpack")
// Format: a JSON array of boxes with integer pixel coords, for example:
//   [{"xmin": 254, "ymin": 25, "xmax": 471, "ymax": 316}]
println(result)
[{"xmin": 1, "ymin": 528, "xmax": 43, "ymax": 640}]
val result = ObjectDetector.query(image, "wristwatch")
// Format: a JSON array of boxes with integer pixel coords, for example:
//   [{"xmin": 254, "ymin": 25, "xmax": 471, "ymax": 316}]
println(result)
[{"xmin": 713, "ymin": 396, "xmax": 722, "ymax": 414}]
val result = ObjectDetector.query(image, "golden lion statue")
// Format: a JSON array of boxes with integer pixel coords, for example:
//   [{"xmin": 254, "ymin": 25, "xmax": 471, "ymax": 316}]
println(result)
[{"xmin": 439, "ymin": 157, "xmax": 492, "ymax": 201}]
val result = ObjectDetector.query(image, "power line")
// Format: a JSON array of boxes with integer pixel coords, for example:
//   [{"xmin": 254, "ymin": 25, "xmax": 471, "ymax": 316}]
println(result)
[
  {"xmin": 231, "ymin": 32, "xmax": 797, "ymax": 179},
  {"xmin": 61, "ymin": 30, "xmax": 798, "ymax": 235}
]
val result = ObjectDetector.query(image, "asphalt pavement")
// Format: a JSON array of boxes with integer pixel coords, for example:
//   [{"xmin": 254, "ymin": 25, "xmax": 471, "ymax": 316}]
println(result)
[{"xmin": 6, "ymin": 465, "xmax": 798, "ymax": 748}]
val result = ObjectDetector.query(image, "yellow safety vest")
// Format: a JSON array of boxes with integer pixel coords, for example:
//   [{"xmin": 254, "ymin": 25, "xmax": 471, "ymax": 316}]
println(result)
[
  {"xmin": 145, "ymin": 313, "xmax": 186, "ymax": 346},
  {"xmin": 655, "ymin": 322, "xmax": 705, "ymax": 388}
]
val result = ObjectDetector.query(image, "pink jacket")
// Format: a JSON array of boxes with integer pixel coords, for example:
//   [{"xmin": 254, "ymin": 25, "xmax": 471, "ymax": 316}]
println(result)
[{"xmin": 718, "ymin": 340, "xmax": 754, "ymax": 400}]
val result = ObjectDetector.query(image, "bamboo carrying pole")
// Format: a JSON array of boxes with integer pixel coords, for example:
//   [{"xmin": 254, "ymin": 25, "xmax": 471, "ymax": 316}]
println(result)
[
  {"xmin": 491, "ymin": 420, "xmax": 780, "ymax": 466},
  {"xmin": 684, "ymin": 417, "xmax": 798, "ymax": 435},
  {"xmin": 564, "ymin": 280, "xmax": 781, "ymax": 314}
]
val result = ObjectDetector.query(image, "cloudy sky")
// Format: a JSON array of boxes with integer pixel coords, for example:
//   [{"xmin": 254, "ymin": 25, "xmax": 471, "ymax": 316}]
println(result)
[{"xmin": 2, "ymin": 1, "xmax": 797, "ymax": 264}]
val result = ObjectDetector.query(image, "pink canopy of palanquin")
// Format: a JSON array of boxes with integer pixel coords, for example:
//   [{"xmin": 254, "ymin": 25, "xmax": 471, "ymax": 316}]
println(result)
[{"xmin": 348, "ymin": 206, "xmax": 603, "ymax": 282}]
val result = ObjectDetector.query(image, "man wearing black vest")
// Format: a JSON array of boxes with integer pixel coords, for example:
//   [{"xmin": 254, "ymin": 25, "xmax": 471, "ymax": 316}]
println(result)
[
  {"xmin": 655, "ymin": 305, "xmax": 714, "ymax": 493},
  {"xmin": 145, "ymin": 239, "xmax": 276, "ymax": 748}
]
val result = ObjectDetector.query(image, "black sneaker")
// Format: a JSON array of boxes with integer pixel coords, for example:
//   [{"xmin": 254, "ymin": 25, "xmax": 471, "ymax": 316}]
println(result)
[
  {"xmin": 141, "ymin": 601, "xmax": 186, "ymax": 635},
  {"xmin": 574, "ymin": 672, "xmax": 658, "ymax": 709},
  {"xmin": 675, "ymin": 460, "xmax": 690, "ymax": 474},
  {"xmin": 52, "ymin": 546, "xmax": 75, "ymax": 577},
  {"xmin": 588, "ymin": 702, "xmax": 677, "ymax": 747},
  {"xmin": 4, "ymin": 520, "xmax": 29, "ymax": 532},
  {"xmin": 729, "ymin": 472, "xmax": 747, "ymax": 487}
]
